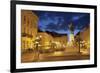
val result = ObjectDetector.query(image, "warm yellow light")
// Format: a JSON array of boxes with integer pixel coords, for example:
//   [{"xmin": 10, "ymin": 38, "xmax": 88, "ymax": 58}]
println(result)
[
  {"xmin": 54, "ymin": 51, "xmax": 63, "ymax": 56},
  {"xmin": 44, "ymin": 46, "xmax": 50, "ymax": 50},
  {"xmin": 69, "ymin": 34, "xmax": 74, "ymax": 42}
]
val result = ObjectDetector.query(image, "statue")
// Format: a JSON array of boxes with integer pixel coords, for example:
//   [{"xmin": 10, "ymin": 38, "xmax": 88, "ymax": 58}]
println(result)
[{"xmin": 67, "ymin": 22, "xmax": 74, "ymax": 46}]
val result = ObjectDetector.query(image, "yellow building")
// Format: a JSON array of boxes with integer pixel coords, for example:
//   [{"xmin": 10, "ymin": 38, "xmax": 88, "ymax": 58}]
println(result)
[
  {"xmin": 80, "ymin": 26, "xmax": 90, "ymax": 43},
  {"xmin": 37, "ymin": 32, "xmax": 53, "ymax": 46},
  {"xmin": 37, "ymin": 32, "xmax": 68, "ymax": 52},
  {"xmin": 21, "ymin": 10, "xmax": 38, "ymax": 51},
  {"xmin": 53, "ymin": 35, "xmax": 68, "ymax": 47},
  {"xmin": 80, "ymin": 26, "xmax": 90, "ymax": 54},
  {"xmin": 74, "ymin": 26, "xmax": 90, "ymax": 54}
]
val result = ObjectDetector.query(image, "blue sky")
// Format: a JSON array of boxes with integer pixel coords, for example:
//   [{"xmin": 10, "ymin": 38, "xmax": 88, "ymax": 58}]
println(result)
[{"xmin": 33, "ymin": 10, "xmax": 90, "ymax": 35}]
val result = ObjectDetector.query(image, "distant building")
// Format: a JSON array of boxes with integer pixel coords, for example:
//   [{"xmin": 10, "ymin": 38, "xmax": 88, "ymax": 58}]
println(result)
[
  {"xmin": 80, "ymin": 26, "xmax": 90, "ymax": 54},
  {"xmin": 75, "ymin": 25, "xmax": 90, "ymax": 54},
  {"xmin": 21, "ymin": 10, "xmax": 38, "ymax": 51},
  {"xmin": 37, "ymin": 31, "xmax": 68, "ymax": 51},
  {"xmin": 37, "ymin": 32, "xmax": 53, "ymax": 46},
  {"xmin": 80, "ymin": 26, "xmax": 90, "ymax": 42},
  {"xmin": 46, "ymin": 31, "xmax": 68, "ymax": 48},
  {"xmin": 53, "ymin": 35, "xmax": 68, "ymax": 46}
]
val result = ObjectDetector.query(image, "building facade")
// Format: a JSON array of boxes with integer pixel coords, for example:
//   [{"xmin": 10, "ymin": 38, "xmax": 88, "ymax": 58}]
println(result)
[
  {"xmin": 21, "ymin": 10, "xmax": 38, "ymax": 52},
  {"xmin": 80, "ymin": 26, "xmax": 90, "ymax": 54}
]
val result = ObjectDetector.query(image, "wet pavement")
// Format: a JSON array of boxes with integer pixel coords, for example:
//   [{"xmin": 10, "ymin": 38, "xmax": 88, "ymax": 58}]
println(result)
[{"xmin": 21, "ymin": 51, "xmax": 90, "ymax": 63}]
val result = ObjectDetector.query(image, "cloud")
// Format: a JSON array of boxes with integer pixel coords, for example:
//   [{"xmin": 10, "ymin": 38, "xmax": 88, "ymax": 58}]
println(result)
[{"xmin": 34, "ymin": 11, "xmax": 90, "ymax": 35}]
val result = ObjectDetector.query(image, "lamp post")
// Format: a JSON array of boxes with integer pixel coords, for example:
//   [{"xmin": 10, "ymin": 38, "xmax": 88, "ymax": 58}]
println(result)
[
  {"xmin": 33, "ymin": 35, "xmax": 42, "ymax": 61},
  {"xmin": 75, "ymin": 32, "xmax": 81, "ymax": 53},
  {"xmin": 78, "ymin": 32, "xmax": 81, "ymax": 53}
]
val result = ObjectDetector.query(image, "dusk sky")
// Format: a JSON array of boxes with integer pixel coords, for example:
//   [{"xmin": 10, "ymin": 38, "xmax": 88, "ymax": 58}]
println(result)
[{"xmin": 33, "ymin": 10, "xmax": 90, "ymax": 35}]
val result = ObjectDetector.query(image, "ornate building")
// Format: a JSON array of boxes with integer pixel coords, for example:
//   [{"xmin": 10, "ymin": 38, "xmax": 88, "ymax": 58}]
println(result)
[
  {"xmin": 80, "ymin": 26, "xmax": 90, "ymax": 54},
  {"xmin": 21, "ymin": 10, "xmax": 38, "ymax": 52},
  {"xmin": 37, "ymin": 32, "xmax": 53, "ymax": 47},
  {"xmin": 74, "ymin": 25, "xmax": 90, "ymax": 54}
]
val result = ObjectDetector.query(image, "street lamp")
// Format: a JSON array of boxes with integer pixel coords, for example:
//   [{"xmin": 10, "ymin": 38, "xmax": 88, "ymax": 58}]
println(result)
[
  {"xmin": 75, "ymin": 32, "xmax": 81, "ymax": 53},
  {"xmin": 33, "ymin": 35, "xmax": 42, "ymax": 62}
]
